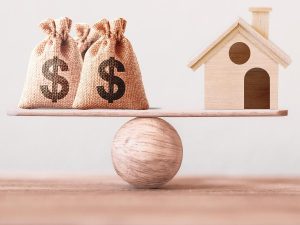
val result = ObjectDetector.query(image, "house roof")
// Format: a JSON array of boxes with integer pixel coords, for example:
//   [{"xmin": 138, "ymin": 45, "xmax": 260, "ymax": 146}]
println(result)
[{"xmin": 188, "ymin": 18, "xmax": 291, "ymax": 71}]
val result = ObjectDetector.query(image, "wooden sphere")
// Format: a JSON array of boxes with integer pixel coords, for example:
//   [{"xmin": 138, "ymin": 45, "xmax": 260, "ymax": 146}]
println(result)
[{"xmin": 112, "ymin": 118, "xmax": 183, "ymax": 188}]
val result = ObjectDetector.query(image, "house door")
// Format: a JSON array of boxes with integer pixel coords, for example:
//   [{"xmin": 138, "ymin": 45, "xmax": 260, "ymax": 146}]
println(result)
[{"xmin": 244, "ymin": 68, "xmax": 270, "ymax": 109}]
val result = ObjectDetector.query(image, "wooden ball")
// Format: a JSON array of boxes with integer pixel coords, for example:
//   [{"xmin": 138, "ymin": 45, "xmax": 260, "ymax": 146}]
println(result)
[{"xmin": 112, "ymin": 118, "xmax": 183, "ymax": 188}]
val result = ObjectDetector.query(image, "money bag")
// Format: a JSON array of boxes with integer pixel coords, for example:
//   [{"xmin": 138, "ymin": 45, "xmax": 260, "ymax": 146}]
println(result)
[
  {"xmin": 75, "ymin": 23, "xmax": 100, "ymax": 59},
  {"xmin": 73, "ymin": 18, "xmax": 149, "ymax": 110},
  {"xmin": 18, "ymin": 17, "xmax": 82, "ymax": 109}
]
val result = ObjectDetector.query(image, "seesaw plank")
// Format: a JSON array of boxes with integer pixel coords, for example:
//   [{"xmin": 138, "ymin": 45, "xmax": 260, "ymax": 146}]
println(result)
[{"xmin": 7, "ymin": 108, "xmax": 288, "ymax": 117}]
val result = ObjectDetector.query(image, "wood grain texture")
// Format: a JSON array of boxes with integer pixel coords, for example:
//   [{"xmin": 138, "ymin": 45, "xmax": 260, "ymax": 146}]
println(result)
[
  {"xmin": 204, "ymin": 33, "xmax": 278, "ymax": 110},
  {"xmin": 112, "ymin": 118, "xmax": 183, "ymax": 188},
  {"xmin": 7, "ymin": 108, "xmax": 288, "ymax": 117},
  {"xmin": 249, "ymin": 7, "xmax": 272, "ymax": 39},
  {"xmin": 244, "ymin": 68, "xmax": 270, "ymax": 109},
  {"xmin": 187, "ymin": 10, "xmax": 291, "ymax": 110},
  {"xmin": 188, "ymin": 18, "xmax": 291, "ymax": 70},
  {"xmin": 229, "ymin": 42, "xmax": 251, "ymax": 65},
  {"xmin": 0, "ymin": 176, "xmax": 300, "ymax": 225}
]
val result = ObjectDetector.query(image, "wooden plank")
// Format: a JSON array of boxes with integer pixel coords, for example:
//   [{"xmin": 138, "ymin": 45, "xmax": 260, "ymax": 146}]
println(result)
[
  {"xmin": 7, "ymin": 108, "xmax": 288, "ymax": 117},
  {"xmin": 0, "ymin": 175, "xmax": 300, "ymax": 225}
]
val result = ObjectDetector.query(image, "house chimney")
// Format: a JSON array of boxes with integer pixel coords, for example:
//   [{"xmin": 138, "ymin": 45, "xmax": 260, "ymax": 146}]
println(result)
[{"xmin": 249, "ymin": 7, "xmax": 272, "ymax": 39}]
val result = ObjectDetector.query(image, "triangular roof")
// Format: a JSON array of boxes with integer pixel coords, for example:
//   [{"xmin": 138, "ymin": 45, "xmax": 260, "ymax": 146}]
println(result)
[{"xmin": 188, "ymin": 18, "xmax": 291, "ymax": 71}]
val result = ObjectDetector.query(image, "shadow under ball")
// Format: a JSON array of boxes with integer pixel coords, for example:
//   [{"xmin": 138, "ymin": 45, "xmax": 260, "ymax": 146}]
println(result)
[{"xmin": 112, "ymin": 118, "xmax": 183, "ymax": 188}]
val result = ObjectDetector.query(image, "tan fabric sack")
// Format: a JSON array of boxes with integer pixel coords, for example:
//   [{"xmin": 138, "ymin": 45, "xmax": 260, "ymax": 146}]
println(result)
[
  {"xmin": 75, "ymin": 23, "xmax": 100, "ymax": 59},
  {"xmin": 73, "ymin": 18, "xmax": 149, "ymax": 110},
  {"xmin": 18, "ymin": 17, "xmax": 82, "ymax": 109}
]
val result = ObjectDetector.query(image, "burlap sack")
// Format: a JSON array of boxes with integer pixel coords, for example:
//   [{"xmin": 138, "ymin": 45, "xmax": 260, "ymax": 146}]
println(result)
[
  {"xmin": 18, "ymin": 17, "xmax": 82, "ymax": 109},
  {"xmin": 75, "ymin": 23, "xmax": 100, "ymax": 59},
  {"xmin": 73, "ymin": 18, "xmax": 149, "ymax": 110}
]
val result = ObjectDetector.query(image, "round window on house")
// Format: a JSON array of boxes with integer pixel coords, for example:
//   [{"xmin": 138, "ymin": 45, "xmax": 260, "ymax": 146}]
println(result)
[{"xmin": 229, "ymin": 42, "xmax": 250, "ymax": 65}]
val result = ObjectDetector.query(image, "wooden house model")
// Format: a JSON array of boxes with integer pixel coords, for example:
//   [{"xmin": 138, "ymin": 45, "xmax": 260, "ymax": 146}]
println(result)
[{"xmin": 188, "ymin": 8, "xmax": 291, "ymax": 110}]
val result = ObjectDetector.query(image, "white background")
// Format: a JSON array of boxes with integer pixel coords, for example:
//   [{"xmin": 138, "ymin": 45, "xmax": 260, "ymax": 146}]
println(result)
[{"xmin": 1, "ymin": 0, "xmax": 299, "ymax": 176}]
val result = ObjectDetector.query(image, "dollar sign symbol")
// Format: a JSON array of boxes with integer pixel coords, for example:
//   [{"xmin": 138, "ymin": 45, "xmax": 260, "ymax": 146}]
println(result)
[
  {"xmin": 97, "ymin": 57, "xmax": 126, "ymax": 103},
  {"xmin": 40, "ymin": 56, "xmax": 70, "ymax": 103}
]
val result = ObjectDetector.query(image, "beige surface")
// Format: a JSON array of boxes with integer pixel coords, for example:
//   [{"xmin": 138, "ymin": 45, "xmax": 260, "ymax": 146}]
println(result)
[
  {"xmin": 204, "ymin": 32, "xmax": 278, "ymax": 109},
  {"xmin": 0, "ymin": 176, "xmax": 300, "ymax": 225},
  {"xmin": 7, "ymin": 108, "xmax": 288, "ymax": 117},
  {"xmin": 249, "ymin": 7, "xmax": 272, "ymax": 39}
]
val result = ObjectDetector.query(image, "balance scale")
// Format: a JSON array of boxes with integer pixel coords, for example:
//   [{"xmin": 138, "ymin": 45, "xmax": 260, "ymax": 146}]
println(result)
[{"xmin": 8, "ymin": 108, "xmax": 288, "ymax": 188}]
